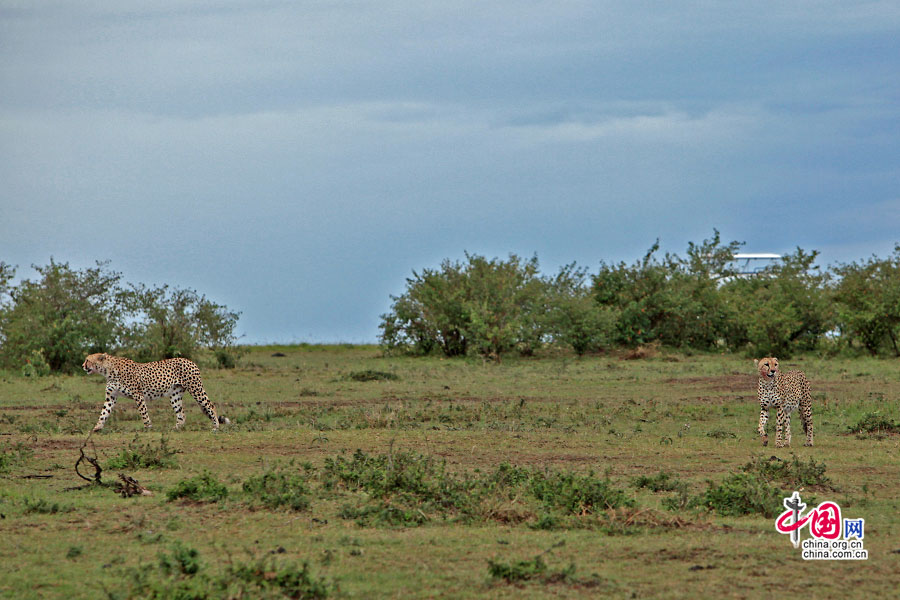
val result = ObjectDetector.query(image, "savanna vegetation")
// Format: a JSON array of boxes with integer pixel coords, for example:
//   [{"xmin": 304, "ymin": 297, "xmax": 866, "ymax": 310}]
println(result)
[
  {"xmin": 380, "ymin": 232, "xmax": 900, "ymax": 360},
  {"xmin": 1, "ymin": 238, "xmax": 899, "ymax": 597},
  {"xmin": 1, "ymin": 345, "xmax": 898, "ymax": 598},
  {"xmin": 0, "ymin": 259, "xmax": 241, "ymax": 374}
]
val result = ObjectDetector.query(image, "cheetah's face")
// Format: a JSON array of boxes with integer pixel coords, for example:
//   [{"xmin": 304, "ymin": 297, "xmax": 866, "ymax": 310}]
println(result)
[
  {"xmin": 755, "ymin": 357, "xmax": 778, "ymax": 379},
  {"xmin": 82, "ymin": 353, "xmax": 109, "ymax": 375}
]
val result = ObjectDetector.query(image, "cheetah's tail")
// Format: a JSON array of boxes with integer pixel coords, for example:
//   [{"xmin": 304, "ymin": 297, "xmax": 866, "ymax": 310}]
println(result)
[{"xmin": 219, "ymin": 415, "xmax": 231, "ymax": 426}]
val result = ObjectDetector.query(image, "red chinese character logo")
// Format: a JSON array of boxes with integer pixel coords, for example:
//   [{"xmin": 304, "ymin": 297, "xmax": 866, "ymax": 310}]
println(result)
[
  {"xmin": 775, "ymin": 500, "xmax": 842, "ymax": 540},
  {"xmin": 809, "ymin": 502, "xmax": 841, "ymax": 540}
]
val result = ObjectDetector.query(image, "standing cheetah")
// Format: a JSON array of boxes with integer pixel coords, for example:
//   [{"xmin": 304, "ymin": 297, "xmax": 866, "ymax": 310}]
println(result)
[
  {"xmin": 82, "ymin": 353, "xmax": 229, "ymax": 432},
  {"xmin": 754, "ymin": 357, "xmax": 813, "ymax": 447}
]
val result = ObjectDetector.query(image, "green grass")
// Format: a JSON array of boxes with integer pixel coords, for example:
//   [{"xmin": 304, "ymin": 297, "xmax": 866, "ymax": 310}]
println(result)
[{"xmin": 1, "ymin": 346, "xmax": 899, "ymax": 598}]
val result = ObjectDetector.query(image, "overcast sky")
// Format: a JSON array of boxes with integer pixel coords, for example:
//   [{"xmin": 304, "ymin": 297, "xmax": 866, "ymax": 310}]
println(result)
[{"xmin": 1, "ymin": 1, "xmax": 898, "ymax": 343}]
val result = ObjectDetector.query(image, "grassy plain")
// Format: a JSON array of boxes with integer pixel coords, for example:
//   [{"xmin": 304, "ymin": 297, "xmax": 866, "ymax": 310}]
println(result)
[{"xmin": 1, "ymin": 345, "xmax": 899, "ymax": 598}]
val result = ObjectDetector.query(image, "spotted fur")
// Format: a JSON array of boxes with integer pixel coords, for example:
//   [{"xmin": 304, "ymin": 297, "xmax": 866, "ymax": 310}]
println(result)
[
  {"xmin": 82, "ymin": 353, "xmax": 229, "ymax": 432},
  {"xmin": 754, "ymin": 357, "xmax": 813, "ymax": 447}
]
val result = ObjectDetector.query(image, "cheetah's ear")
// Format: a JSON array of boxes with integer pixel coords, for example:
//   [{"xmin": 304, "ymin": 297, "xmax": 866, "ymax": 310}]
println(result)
[
  {"xmin": 99, "ymin": 353, "xmax": 107, "ymax": 360},
  {"xmin": 753, "ymin": 359, "xmax": 759, "ymax": 368}
]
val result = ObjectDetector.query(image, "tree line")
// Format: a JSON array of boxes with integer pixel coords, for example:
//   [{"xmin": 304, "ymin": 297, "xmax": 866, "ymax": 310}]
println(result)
[
  {"xmin": 0, "ymin": 259, "xmax": 241, "ymax": 375},
  {"xmin": 380, "ymin": 231, "xmax": 900, "ymax": 360}
]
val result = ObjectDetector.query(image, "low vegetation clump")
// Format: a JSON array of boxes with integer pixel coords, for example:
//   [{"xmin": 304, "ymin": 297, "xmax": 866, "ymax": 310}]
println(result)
[
  {"xmin": 166, "ymin": 471, "xmax": 229, "ymax": 503},
  {"xmin": 106, "ymin": 435, "xmax": 179, "ymax": 470},
  {"xmin": 323, "ymin": 449, "xmax": 479, "ymax": 525},
  {"xmin": 697, "ymin": 472, "xmax": 784, "ymax": 518},
  {"xmin": 632, "ymin": 471, "xmax": 686, "ymax": 493},
  {"xmin": 660, "ymin": 455, "xmax": 836, "ymax": 517},
  {"xmin": 527, "ymin": 468, "xmax": 636, "ymax": 515},
  {"xmin": 109, "ymin": 544, "xmax": 331, "ymax": 600},
  {"xmin": 321, "ymin": 450, "xmax": 635, "ymax": 528},
  {"xmin": 242, "ymin": 462, "xmax": 311, "ymax": 511},
  {"xmin": 847, "ymin": 412, "xmax": 900, "ymax": 437},
  {"xmin": 22, "ymin": 496, "xmax": 75, "ymax": 515},
  {"xmin": 346, "ymin": 369, "xmax": 399, "ymax": 382},
  {"xmin": 741, "ymin": 454, "xmax": 835, "ymax": 491},
  {"xmin": 0, "ymin": 441, "xmax": 33, "ymax": 474},
  {"xmin": 487, "ymin": 554, "xmax": 575, "ymax": 584}
]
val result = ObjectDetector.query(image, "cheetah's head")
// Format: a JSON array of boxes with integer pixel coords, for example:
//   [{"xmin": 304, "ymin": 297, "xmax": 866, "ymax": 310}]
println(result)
[
  {"xmin": 754, "ymin": 357, "xmax": 778, "ymax": 379},
  {"xmin": 82, "ymin": 353, "xmax": 109, "ymax": 375}
]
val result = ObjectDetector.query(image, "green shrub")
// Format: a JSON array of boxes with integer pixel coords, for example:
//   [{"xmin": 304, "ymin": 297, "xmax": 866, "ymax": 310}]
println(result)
[
  {"xmin": 21, "ymin": 349, "xmax": 51, "ymax": 377},
  {"xmin": 106, "ymin": 435, "xmax": 179, "ymax": 470},
  {"xmin": 166, "ymin": 471, "xmax": 228, "ymax": 503},
  {"xmin": 338, "ymin": 501, "xmax": 427, "ymax": 527},
  {"xmin": 487, "ymin": 554, "xmax": 575, "ymax": 584},
  {"xmin": 23, "ymin": 496, "xmax": 75, "ymax": 514},
  {"xmin": 632, "ymin": 471, "xmax": 685, "ymax": 493},
  {"xmin": 742, "ymin": 454, "xmax": 835, "ymax": 491},
  {"xmin": 114, "ymin": 546, "xmax": 331, "ymax": 600},
  {"xmin": 379, "ymin": 253, "xmax": 548, "ymax": 359},
  {"xmin": 0, "ymin": 441, "xmax": 33, "ymax": 473},
  {"xmin": 847, "ymin": 412, "xmax": 900, "ymax": 436},
  {"xmin": 228, "ymin": 557, "xmax": 330, "ymax": 599},
  {"xmin": 159, "ymin": 541, "xmax": 201, "ymax": 576},
  {"xmin": 323, "ymin": 449, "xmax": 478, "ymax": 518},
  {"xmin": 242, "ymin": 463, "xmax": 311, "ymax": 511},
  {"xmin": 324, "ymin": 450, "xmax": 635, "ymax": 528},
  {"xmin": 346, "ymin": 370, "xmax": 399, "ymax": 382},
  {"xmin": 529, "ymin": 470, "xmax": 635, "ymax": 514},
  {"xmin": 0, "ymin": 260, "xmax": 242, "ymax": 372},
  {"xmin": 698, "ymin": 472, "xmax": 783, "ymax": 518},
  {"xmin": 0, "ymin": 260, "xmax": 124, "ymax": 373}
]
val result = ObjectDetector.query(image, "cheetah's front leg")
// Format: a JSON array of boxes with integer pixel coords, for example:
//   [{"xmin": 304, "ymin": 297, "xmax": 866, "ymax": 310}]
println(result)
[
  {"xmin": 757, "ymin": 406, "xmax": 769, "ymax": 446},
  {"xmin": 774, "ymin": 407, "xmax": 789, "ymax": 448},
  {"xmin": 93, "ymin": 385, "xmax": 119, "ymax": 432}
]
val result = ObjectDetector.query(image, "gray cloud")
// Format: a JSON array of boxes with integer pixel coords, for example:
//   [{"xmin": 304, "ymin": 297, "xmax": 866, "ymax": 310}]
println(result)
[{"xmin": 2, "ymin": 1, "xmax": 898, "ymax": 342}]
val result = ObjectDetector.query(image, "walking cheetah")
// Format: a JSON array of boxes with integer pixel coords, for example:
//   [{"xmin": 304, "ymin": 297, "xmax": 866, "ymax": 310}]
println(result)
[
  {"xmin": 82, "ymin": 353, "xmax": 229, "ymax": 432},
  {"xmin": 754, "ymin": 357, "xmax": 813, "ymax": 447}
]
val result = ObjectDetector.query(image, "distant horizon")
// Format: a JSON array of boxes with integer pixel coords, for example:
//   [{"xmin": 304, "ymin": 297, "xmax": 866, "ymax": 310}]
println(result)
[{"xmin": 5, "ymin": 239, "xmax": 897, "ymax": 346}]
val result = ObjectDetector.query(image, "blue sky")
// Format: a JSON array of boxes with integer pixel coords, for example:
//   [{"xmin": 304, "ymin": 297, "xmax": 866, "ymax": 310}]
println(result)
[{"xmin": 1, "ymin": 1, "xmax": 898, "ymax": 343}]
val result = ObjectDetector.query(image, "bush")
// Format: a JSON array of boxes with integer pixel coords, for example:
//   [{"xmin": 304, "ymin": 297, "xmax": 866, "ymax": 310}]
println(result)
[
  {"xmin": 121, "ymin": 284, "xmax": 241, "ymax": 362},
  {"xmin": 242, "ymin": 463, "xmax": 311, "ymax": 511},
  {"xmin": 0, "ymin": 441, "xmax": 33, "ymax": 473},
  {"xmin": 742, "ymin": 454, "xmax": 835, "ymax": 491},
  {"xmin": 21, "ymin": 349, "xmax": 51, "ymax": 377},
  {"xmin": 529, "ymin": 470, "xmax": 635, "ymax": 514},
  {"xmin": 113, "ymin": 545, "xmax": 331, "ymax": 600},
  {"xmin": 593, "ymin": 232, "xmax": 743, "ymax": 349},
  {"xmin": 323, "ymin": 449, "xmax": 636, "ymax": 528},
  {"xmin": 346, "ymin": 370, "xmax": 399, "ymax": 382},
  {"xmin": 487, "ymin": 554, "xmax": 575, "ymax": 584},
  {"xmin": 22, "ymin": 496, "xmax": 75, "ymax": 515},
  {"xmin": 545, "ymin": 263, "xmax": 617, "ymax": 355},
  {"xmin": 0, "ymin": 260, "xmax": 125, "ymax": 373},
  {"xmin": 847, "ymin": 412, "xmax": 900, "ymax": 436},
  {"xmin": 379, "ymin": 253, "xmax": 549, "ymax": 359},
  {"xmin": 698, "ymin": 472, "xmax": 783, "ymax": 518},
  {"xmin": 632, "ymin": 471, "xmax": 685, "ymax": 493},
  {"xmin": 159, "ymin": 541, "xmax": 202, "ymax": 576},
  {"xmin": 0, "ymin": 260, "xmax": 242, "ymax": 372},
  {"xmin": 106, "ymin": 436, "xmax": 179, "ymax": 470},
  {"xmin": 832, "ymin": 245, "xmax": 900, "ymax": 356},
  {"xmin": 166, "ymin": 471, "xmax": 229, "ymax": 503},
  {"xmin": 720, "ymin": 248, "xmax": 832, "ymax": 356}
]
